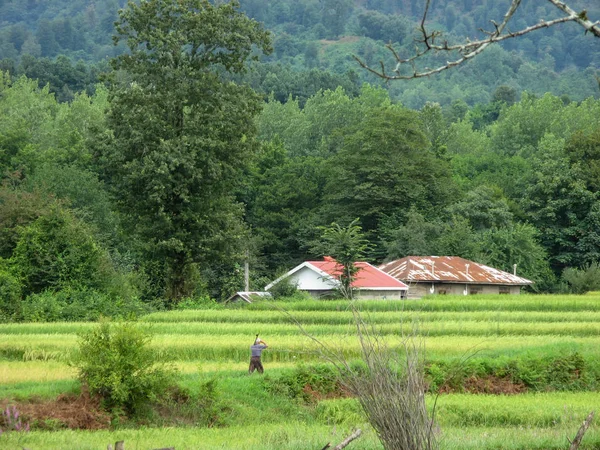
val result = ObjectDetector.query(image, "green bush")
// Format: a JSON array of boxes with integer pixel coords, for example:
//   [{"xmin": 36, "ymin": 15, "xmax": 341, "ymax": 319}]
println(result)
[
  {"xmin": 20, "ymin": 288, "xmax": 152, "ymax": 322},
  {"xmin": 175, "ymin": 295, "xmax": 222, "ymax": 310},
  {"xmin": 11, "ymin": 207, "xmax": 114, "ymax": 296},
  {"xmin": 266, "ymin": 364, "xmax": 343, "ymax": 402},
  {"xmin": 562, "ymin": 263, "xmax": 600, "ymax": 294},
  {"xmin": 73, "ymin": 321, "xmax": 176, "ymax": 416}
]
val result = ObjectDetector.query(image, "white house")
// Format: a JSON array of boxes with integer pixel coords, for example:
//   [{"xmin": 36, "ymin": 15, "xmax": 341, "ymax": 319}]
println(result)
[{"xmin": 265, "ymin": 257, "xmax": 409, "ymax": 299}]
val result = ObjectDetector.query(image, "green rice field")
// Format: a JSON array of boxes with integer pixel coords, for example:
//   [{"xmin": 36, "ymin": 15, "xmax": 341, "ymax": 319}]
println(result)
[{"xmin": 1, "ymin": 294, "xmax": 600, "ymax": 449}]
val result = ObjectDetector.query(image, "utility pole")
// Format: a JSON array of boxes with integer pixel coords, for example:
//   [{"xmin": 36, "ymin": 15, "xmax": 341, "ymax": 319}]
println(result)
[{"xmin": 244, "ymin": 249, "xmax": 250, "ymax": 292}]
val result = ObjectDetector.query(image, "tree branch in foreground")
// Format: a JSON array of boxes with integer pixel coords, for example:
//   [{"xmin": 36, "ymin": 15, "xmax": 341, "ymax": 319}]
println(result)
[{"xmin": 355, "ymin": 0, "xmax": 600, "ymax": 80}]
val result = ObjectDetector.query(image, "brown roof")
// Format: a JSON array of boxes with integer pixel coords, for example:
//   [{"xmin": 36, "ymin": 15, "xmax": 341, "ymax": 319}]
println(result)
[{"xmin": 379, "ymin": 256, "xmax": 533, "ymax": 285}]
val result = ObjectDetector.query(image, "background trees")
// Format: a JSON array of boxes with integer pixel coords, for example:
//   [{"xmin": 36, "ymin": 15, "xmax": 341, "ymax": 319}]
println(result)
[{"xmin": 96, "ymin": 0, "xmax": 271, "ymax": 302}]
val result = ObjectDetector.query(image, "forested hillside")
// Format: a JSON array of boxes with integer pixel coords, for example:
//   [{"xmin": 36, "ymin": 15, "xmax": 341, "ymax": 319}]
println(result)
[
  {"xmin": 0, "ymin": 0, "xmax": 599, "ymax": 320},
  {"xmin": 0, "ymin": 0, "xmax": 598, "ymax": 106}
]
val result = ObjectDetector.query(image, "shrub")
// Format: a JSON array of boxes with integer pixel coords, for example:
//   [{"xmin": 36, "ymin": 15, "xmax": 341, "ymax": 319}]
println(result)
[
  {"xmin": 176, "ymin": 295, "xmax": 221, "ymax": 310},
  {"xmin": 268, "ymin": 276, "xmax": 300, "ymax": 300},
  {"xmin": 21, "ymin": 288, "xmax": 152, "ymax": 322},
  {"xmin": 11, "ymin": 207, "xmax": 114, "ymax": 296},
  {"xmin": 266, "ymin": 364, "xmax": 344, "ymax": 403},
  {"xmin": 562, "ymin": 262, "xmax": 600, "ymax": 294},
  {"xmin": 73, "ymin": 321, "xmax": 176, "ymax": 416}
]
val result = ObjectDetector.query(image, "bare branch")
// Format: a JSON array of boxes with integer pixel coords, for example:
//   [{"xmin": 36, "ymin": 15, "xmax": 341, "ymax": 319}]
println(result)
[
  {"xmin": 569, "ymin": 411, "xmax": 595, "ymax": 450},
  {"xmin": 354, "ymin": 0, "xmax": 599, "ymax": 80}
]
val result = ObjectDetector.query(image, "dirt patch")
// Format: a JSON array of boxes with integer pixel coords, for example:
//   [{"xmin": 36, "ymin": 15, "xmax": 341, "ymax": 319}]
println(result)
[
  {"xmin": 302, "ymin": 382, "xmax": 352, "ymax": 402},
  {"xmin": 440, "ymin": 375, "xmax": 527, "ymax": 395},
  {"xmin": 0, "ymin": 387, "xmax": 111, "ymax": 430}
]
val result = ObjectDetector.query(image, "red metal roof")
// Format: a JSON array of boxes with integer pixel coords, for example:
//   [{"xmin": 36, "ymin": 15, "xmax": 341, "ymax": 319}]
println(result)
[
  {"xmin": 308, "ymin": 260, "xmax": 408, "ymax": 289},
  {"xmin": 379, "ymin": 256, "xmax": 533, "ymax": 285}
]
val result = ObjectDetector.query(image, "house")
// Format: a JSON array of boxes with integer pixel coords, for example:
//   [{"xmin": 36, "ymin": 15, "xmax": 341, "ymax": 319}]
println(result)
[
  {"xmin": 265, "ymin": 257, "xmax": 409, "ymax": 299},
  {"xmin": 379, "ymin": 256, "xmax": 533, "ymax": 298},
  {"xmin": 226, "ymin": 291, "xmax": 272, "ymax": 304}
]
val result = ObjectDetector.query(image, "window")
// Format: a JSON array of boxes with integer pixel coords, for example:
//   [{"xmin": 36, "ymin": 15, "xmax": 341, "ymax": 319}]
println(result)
[
  {"xmin": 499, "ymin": 286, "xmax": 510, "ymax": 294},
  {"xmin": 469, "ymin": 287, "xmax": 482, "ymax": 295},
  {"xmin": 437, "ymin": 289, "xmax": 447, "ymax": 295}
]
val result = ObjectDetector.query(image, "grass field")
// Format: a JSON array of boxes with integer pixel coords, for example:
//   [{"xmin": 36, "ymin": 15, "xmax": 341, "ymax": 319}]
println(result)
[{"xmin": 1, "ymin": 293, "xmax": 600, "ymax": 449}]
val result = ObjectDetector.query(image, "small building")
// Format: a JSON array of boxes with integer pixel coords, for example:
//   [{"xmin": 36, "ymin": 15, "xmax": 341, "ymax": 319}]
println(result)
[
  {"xmin": 226, "ymin": 291, "xmax": 272, "ymax": 304},
  {"xmin": 265, "ymin": 257, "xmax": 408, "ymax": 299},
  {"xmin": 379, "ymin": 256, "xmax": 533, "ymax": 299}
]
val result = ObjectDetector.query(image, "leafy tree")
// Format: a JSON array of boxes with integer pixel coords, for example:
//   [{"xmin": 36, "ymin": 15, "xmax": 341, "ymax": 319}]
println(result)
[
  {"xmin": 478, "ymin": 223, "xmax": 555, "ymax": 290},
  {"xmin": 562, "ymin": 262, "xmax": 600, "ymax": 294},
  {"xmin": 521, "ymin": 134, "xmax": 600, "ymax": 271},
  {"xmin": 246, "ymin": 144, "xmax": 326, "ymax": 273},
  {"xmin": 446, "ymin": 185, "xmax": 513, "ymax": 230},
  {"xmin": 313, "ymin": 219, "xmax": 369, "ymax": 299},
  {"xmin": 382, "ymin": 207, "xmax": 440, "ymax": 260},
  {"xmin": 323, "ymin": 107, "xmax": 456, "ymax": 255},
  {"xmin": 11, "ymin": 206, "xmax": 114, "ymax": 296},
  {"xmin": 96, "ymin": 0, "xmax": 271, "ymax": 302},
  {"xmin": 434, "ymin": 215, "xmax": 481, "ymax": 260}
]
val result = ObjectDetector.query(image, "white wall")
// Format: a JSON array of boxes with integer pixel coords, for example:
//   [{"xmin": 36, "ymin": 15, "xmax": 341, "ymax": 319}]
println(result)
[{"xmin": 289, "ymin": 266, "xmax": 338, "ymax": 290}]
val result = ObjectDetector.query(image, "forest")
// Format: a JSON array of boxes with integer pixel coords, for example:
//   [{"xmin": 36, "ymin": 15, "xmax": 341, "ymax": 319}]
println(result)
[{"xmin": 0, "ymin": 0, "xmax": 599, "ymax": 321}]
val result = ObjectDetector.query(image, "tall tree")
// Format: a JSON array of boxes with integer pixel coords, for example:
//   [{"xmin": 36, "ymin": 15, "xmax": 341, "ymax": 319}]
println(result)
[{"xmin": 96, "ymin": 0, "xmax": 271, "ymax": 302}]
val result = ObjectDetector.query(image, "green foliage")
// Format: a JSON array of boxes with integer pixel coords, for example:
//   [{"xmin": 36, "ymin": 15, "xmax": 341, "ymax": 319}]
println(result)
[
  {"xmin": 73, "ymin": 321, "xmax": 176, "ymax": 415},
  {"xmin": 0, "ymin": 259, "xmax": 21, "ymax": 320},
  {"xmin": 562, "ymin": 263, "xmax": 600, "ymax": 294},
  {"xmin": 11, "ymin": 206, "xmax": 114, "ymax": 296},
  {"xmin": 175, "ymin": 296, "xmax": 222, "ymax": 311},
  {"xmin": 268, "ymin": 275, "xmax": 300, "ymax": 300},
  {"xmin": 266, "ymin": 364, "xmax": 342, "ymax": 403},
  {"xmin": 478, "ymin": 223, "xmax": 555, "ymax": 290},
  {"xmin": 323, "ymin": 107, "xmax": 456, "ymax": 243},
  {"xmin": 20, "ymin": 288, "xmax": 152, "ymax": 323},
  {"xmin": 426, "ymin": 352, "xmax": 595, "ymax": 393},
  {"xmin": 314, "ymin": 219, "xmax": 369, "ymax": 299},
  {"xmin": 97, "ymin": 0, "xmax": 272, "ymax": 302}
]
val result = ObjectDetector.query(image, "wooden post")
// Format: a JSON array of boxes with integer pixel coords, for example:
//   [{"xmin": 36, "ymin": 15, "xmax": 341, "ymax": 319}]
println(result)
[
  {"xmin": 334, "ymin": 429, "xmax": 362, "ymax": 450},
  {"xmin": 244, "ymin": 250, "xmax": 250, "ymax": 292},
  {"xmin": 569, "ymin": 411, "xmax": 595, "ymax": 450}
]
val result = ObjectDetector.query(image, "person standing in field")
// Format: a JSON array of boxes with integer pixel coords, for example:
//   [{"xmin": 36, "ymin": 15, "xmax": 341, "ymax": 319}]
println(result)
[{"xmin": 249, "ymin": 336, "xmax": 268, "ymax": 374}]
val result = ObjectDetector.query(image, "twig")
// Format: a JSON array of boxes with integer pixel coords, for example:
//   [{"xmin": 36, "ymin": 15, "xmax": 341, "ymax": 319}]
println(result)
[{"xmin": 354, "ymin": 0, "xmax": 599, "ymax": 80}]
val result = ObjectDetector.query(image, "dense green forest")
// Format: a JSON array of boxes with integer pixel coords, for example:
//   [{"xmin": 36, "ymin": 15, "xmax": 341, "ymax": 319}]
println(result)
[
  {"xmin": 0, "ymin": 0, "xmax": 598, "ymax": 106},
  {"xmin": 0, "ymin": 0, "xmax": 599, "ymax": 321}
]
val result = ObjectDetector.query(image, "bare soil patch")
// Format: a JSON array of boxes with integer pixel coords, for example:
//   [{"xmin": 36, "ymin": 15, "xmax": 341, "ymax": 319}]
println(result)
[
  {"xmin": 440, "ymin": 375, "xmax": 527, "ymax": 395},
  {"xmin": 0, "ymin": 388, "xmax": 110, "ymax": 430}
]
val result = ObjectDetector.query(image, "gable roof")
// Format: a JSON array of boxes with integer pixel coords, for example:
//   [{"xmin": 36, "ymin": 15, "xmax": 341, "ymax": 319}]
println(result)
[
  {"xmin": 226, "ymin": 291, "xmax": 272, "ymax": 304},
  {"xmin": 265, "ymin": 259, "xmax": 408, "ymax": 291},
  {"xmin": 380, "ymin": 256, "xmax": 533, "ymax": 286}
]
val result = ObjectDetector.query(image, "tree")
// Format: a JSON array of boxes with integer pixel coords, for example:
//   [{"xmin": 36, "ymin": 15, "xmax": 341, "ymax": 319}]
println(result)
[
  {"xmin": 355, "ymin": 0, "xmax": 599, "ymax": 80},
  {"xmin": 95, "ymin": 0, "xmax": 271, "ymax": 302},
  {"xmin": 313, "ymin": 219, "xmax": 369, "ymax": 299},
  {"xmin": 323, "ymin": 107, "xmax": 456, "ymax": 254}
]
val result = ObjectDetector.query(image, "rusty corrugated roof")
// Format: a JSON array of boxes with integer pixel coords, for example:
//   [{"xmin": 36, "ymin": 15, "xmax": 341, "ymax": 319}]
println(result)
[{"xmin": 379, "ymin": 256, "xmax": 533, "ymax": 285}]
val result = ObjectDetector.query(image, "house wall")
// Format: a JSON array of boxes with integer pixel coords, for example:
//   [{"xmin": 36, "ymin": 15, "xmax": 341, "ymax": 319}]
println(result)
[
  {"xmin": 302, "ymin": 289, "xmax": 406, "ymax": 300},
  {"xmin": 405, "ymin": 282, "xmax": 522, "ymax": 299},
  {"xmin": 288, "ymin": 266, "xmax": 337, "ymax": 290},
  {"xmin": 356, "ymin": 290, "xmax": 406, "ymax": 300}
]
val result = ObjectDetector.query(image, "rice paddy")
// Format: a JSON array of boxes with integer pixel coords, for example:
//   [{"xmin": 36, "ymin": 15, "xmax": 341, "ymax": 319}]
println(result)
[{"xmin": 1, "ymin": 293, "xmax": 600, "ymax": 449}]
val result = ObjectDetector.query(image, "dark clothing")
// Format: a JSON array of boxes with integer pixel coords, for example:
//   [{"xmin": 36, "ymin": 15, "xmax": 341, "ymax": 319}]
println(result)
[{"xmin": 249, "ymin": 356, "xmax": 264, "ymax": 374}]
